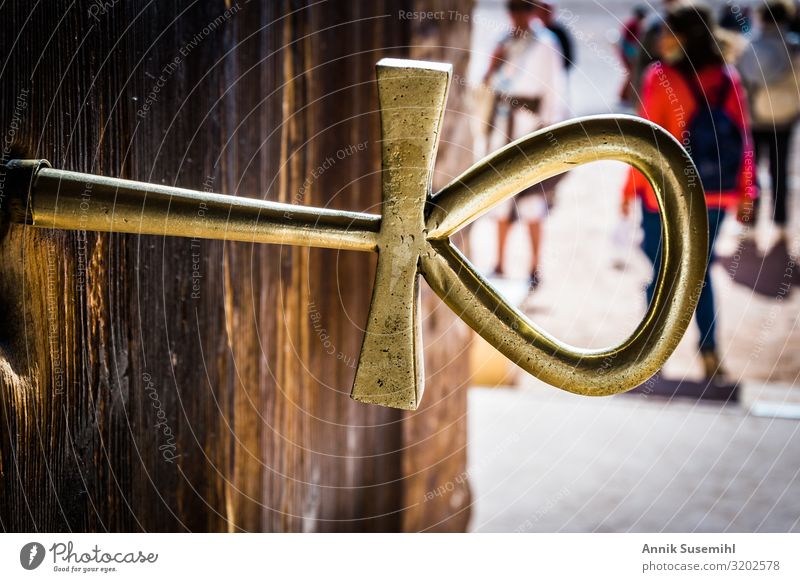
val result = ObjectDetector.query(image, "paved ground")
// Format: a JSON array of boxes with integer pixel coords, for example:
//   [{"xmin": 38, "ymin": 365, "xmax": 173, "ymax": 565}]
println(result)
[
  {"xmin": 465, "ymin": 0, "xmax": 800, "ymax": 532},
  {"xmin": 468, "ymin": 385, "xmax": 800, "ymax": 532}
]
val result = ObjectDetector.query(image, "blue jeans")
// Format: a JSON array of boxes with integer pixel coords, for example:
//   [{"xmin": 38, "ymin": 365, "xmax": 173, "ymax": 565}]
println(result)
[{"xmin": 641, "ymin": 207, "xmax": 724, "ymax": 352}]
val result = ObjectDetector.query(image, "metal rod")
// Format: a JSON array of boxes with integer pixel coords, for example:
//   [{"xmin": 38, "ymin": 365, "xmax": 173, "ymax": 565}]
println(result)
[{"xmin": 7, "ymin": 163, "xmax": 381, "ymax": 252}]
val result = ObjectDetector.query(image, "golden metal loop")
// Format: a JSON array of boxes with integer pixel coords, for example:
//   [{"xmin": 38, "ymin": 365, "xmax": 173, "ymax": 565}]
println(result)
[{"xmin": 423, "ymin": 116, "xmax": 709, "ymax": 396}]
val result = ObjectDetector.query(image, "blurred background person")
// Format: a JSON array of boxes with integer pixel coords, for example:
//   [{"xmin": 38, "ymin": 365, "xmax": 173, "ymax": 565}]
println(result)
[
  {"xmin": 618, "ymin": 5, "xmax": 649, "ymax": 105},
  {"xmin": 482, "ymin": 0, "xmax": 566, "ymax": 287},
  {"xmin": 716, "ymin": 3, "xmax": 752, "ymax": 63},
  {"xmin": 535, "ymin": 1, "xmax": 575, "ymax": 109},
  {"xmin": 537, "ymin": 1, "xmax": 575, "ymax": 73},
  {"xmin": 622, "ymin": 2, "xmax": 756, "ymax": 380},
  {"xmin": 632, "ymin": 0, "xmax": 680, "ymax": 104},
  {"xmin": 738, "ymin": 0, "xmax": 800, "ymax": 240},
  {"xmin": 719, "ymin": 2, "xmax": 753, "ymax": 33}
]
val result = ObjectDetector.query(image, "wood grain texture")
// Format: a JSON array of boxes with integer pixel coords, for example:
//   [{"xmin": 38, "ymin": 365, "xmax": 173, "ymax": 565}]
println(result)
[
  {"xmin": 402, "ymin": 0, "xmax": 474, "ymax": 532},
  {"xmin": 0, "ymin": 0, "xmax": 473, "ymax": 531}
]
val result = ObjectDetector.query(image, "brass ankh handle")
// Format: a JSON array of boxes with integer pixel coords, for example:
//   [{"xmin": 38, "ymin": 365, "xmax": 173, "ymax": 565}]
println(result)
[
  {"xmin": 1, "ymin": 113, "xmax": 707, "ymax": 408},
  {"xmin": 0, "ymin": 59, "xmax": 707, "ymax": 409},
  {"xmin": 424, "ymin": 115, "xmax": 709, "ymax": 396}
]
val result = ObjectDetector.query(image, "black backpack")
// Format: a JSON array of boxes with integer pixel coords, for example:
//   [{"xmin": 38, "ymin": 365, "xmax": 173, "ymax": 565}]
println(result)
[{"xmin": 682, "ymin": 69, "xmax": 743, "ymax": 192}]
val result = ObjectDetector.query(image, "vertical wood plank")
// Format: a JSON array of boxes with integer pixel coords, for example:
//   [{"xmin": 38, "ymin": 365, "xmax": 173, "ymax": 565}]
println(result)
[
  {"xmin": 403, "ymin": 0, "xmax": 475, "ymax": 532},
  {"xmin": 0, "ymin": 0, "xmax": 473, "ymax": 532}
]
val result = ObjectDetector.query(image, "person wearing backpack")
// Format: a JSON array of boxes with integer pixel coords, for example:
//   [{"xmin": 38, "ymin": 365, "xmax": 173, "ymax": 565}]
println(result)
[
  {"xmin": 737, "ymin": 0, "xmax": 800, "ymax": 237},
  {"xmin": 622, "ymin": 2, "xmax": 757, "ymax": 381},
  {"xmin": 482, "ymin": 0, "xmax": 566, "ymax": 288}
]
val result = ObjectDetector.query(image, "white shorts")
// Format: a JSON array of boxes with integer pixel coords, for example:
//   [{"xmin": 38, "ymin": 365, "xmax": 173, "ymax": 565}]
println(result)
[{"xmin": 489, "ymin": 193, "xmax": 548, "ymax": 222}]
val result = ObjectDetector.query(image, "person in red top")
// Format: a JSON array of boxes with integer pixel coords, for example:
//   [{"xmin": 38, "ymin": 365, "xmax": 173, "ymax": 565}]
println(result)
[{"xmin": 622, "ymin": 2, "xmax": 757, "ymax": 380}]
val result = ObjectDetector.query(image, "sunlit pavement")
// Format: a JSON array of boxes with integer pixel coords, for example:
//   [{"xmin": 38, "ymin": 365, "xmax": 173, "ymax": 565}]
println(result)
[
  {"xmin": 468, "ymin": 383, "xmax": 800, "ymax": 532},
  {"xmin": 465, "ymin": 0, "xmax": 800, "ymax": 532}
]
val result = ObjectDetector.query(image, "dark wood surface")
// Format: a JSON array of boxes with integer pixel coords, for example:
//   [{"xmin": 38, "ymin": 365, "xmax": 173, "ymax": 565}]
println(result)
[{"xmin": 0, "ymin": 0, "xmax": 472, "ymax": 532}]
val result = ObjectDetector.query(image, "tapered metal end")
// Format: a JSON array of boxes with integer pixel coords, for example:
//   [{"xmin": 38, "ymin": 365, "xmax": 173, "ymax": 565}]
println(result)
[{"xmin": 350, "ymin": 59, "xmax": 452, "ymax": 410}]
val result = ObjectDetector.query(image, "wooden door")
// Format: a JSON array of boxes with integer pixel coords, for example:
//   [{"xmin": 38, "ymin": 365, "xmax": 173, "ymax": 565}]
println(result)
[{"xmin": 0, "ymin": 0, "xmax": 473, "ymax": 532}]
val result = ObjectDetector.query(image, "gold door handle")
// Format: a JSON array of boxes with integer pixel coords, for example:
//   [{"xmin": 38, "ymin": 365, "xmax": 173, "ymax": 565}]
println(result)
[
  {"xmin": 0, "ymin": 59, "xmax": 708, "ymax": 409},
  {"xmin": 424, "ymin": 116, "xmax": 708, "ymax": 397}
]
